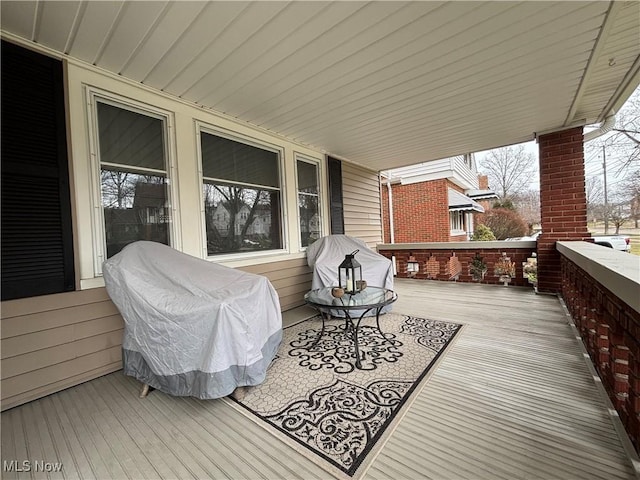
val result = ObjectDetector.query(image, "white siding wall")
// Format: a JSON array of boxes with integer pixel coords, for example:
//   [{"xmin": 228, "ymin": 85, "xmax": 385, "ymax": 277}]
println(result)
[{"xmin": 342, "ymin": 162, "xmax": 383, "ymax": 248}]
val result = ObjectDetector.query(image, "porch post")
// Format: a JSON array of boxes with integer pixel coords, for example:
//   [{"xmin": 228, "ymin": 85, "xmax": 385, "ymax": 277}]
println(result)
[{"xmin": 537, "ymin": 126, "xmax": 591, "ymax": 293}]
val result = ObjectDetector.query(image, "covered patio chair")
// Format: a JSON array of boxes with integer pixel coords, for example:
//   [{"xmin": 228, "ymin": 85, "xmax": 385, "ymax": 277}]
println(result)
[
  {"xmin": 306, "ymin": 235, "xmax": 394, "ymax": 315},
  {"xmin": 103, "ymin": 241, "xmax": 282, "ymax": 399}
]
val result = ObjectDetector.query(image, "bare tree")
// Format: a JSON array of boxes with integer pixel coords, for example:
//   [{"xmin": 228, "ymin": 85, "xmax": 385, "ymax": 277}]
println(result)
[
  {"xmin": 478, "ymin": 144, "xmax": 537, "ymax": 199},
  {"xmin": 512, "ymin": 189, "xmax": 540, "ymax": 231},
  {"xmin": 101, "ymin": 170, "xmax": 134, "ymax": 208},
  {"xmin": 622, "ymin": 170, "xmax": 640, "ymax": 228},
  {"xmin": 585, "ymin": 176, "xmax": 604, "ymax": 222},
  {"xmin": 585, "ymin": 87, "xmax": 639, "ymax": 175},
  {"xmin": 608, "ymin": 203, "xmax": 628, "ymax": 234}
]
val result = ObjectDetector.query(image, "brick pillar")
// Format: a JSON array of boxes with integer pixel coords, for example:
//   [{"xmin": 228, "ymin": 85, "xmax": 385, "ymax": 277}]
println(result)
[{"xmin": 538, "ymin": 127, "xmax": 591, "ymax": 293}]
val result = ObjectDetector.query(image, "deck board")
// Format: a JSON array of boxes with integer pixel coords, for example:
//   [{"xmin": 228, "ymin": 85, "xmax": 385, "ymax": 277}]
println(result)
[{"xmin": 1, "ymin": 279, "xmax": 638, "ymax": 479}]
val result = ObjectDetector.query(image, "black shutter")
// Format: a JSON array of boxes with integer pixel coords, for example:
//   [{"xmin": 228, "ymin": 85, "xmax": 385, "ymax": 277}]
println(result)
[
  {"xmin": 1, "ymin": 41, "xmax": 75, "ymax": 301},
  {"xmin": 327, "ymin": 156, "xmax": 344, "ymax": 234}
]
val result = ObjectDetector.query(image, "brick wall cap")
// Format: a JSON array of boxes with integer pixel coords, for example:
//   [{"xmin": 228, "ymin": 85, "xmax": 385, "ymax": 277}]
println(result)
[
  {"xmin": 557, "ymin": 241, "xmax": 640, "ymax": 314},
  {"xmin": 377, "ymin": 241, "xmax": 537, "ymax": 251}
]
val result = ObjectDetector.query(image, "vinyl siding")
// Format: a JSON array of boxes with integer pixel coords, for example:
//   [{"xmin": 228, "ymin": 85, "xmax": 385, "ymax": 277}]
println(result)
[
  {"xmin": 0, "ymin": 288, "xmax": 123, "ymax": 411},
  {"xmin": 342, "ymin": 162, "xmax": 383, "ymax": 248},
  {"xmin": 239, "ymin": 257, "xmax": 312, "ymax": 311},
  {"xmin": 1, "ymin": 258, "xmax": 311, "ymax": 410}
]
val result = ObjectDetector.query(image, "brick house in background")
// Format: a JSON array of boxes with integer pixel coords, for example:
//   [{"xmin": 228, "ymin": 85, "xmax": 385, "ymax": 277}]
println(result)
[{"xmin": 381, "ymin": 154, "xmax": 497, "ymax": 243}]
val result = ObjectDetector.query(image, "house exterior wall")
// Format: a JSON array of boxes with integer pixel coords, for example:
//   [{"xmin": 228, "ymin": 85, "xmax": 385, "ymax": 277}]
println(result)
[
  {"xmin": 382, "ymin": 179, "xmax": 448, "ymax": 242},
  {"xmin": 382, "ymin": 178, "xmax": 473, "ymax": 243},
  {"xmin": 0, "ymin": 256, "xmax": 313, "ymax": 411},
  {"xmin": 0, "ymin": 46, "xmax": 383, "ymax": 410},
  {"xmin": 342, "ymin": 162, "xmax": 383, "ymax": 248},
  {"xmin": 1, "ymin": 288, "xmax": 123, "ymax": 410}
]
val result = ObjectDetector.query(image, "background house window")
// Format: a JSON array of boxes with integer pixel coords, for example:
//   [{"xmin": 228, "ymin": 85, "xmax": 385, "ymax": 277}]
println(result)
[
  {"xmin": 96, "ymin": 101, "xmax": 171, "ymax": 258},
  {"xmin": 450, "ymin": 211, "xmax": 466, "ymax": 233},
  {"xmin": 200, "ymin": 131, "xmax": 282, "ymax": 255},
  {"xmin": 296, "ymin": 157, "xmax": 321, "ymax": 247}
]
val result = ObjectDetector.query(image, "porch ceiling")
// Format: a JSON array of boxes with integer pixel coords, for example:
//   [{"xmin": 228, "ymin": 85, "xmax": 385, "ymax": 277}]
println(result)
[{"xmin": 1, "ymin": 1, "xmax": 639, "ymax": 171}]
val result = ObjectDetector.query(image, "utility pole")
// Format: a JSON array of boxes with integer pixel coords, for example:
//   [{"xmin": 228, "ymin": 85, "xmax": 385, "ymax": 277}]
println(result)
[{"xmin": 603, "ymin": 146, "xmax": 609, "ymax": 234}]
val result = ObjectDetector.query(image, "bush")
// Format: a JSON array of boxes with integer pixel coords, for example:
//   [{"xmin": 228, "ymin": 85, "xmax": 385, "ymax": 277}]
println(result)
[
  {"xmin": 472, "ymin": 224, "xmax": 496, "ymax": 241},
  {"xmin": 477, "ymin": 208, "xmax": 527, "ymax": 240},
  {"xmin": 492, "ymin": 198, "xmax": 515, "ymax": 210}
]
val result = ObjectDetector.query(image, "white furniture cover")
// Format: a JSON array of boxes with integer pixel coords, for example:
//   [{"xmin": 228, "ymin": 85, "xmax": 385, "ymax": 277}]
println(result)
[
  {"xmin": 306, "ymin": 235, "xmax": 394, "ymax": 315},
  {"xmin": 103, "ymin": 241, "xmax": 282, "ymax": 399}
]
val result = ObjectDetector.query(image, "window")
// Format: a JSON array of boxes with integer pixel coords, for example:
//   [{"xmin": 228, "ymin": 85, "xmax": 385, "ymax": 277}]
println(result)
[
  {"xmin": 296, "ymin": 156, "xmax": 321, "ymax": 248},
  {"xmin": 200, "ymin": 130, "xmax": 283, "ymax": 255},
  {"xmin": 450, "ymin": 211, "xmax": 466, "ymax": 233},
  {"xmin": 93, "ymin": 99, "xmax": 172, "ymax": 260}
]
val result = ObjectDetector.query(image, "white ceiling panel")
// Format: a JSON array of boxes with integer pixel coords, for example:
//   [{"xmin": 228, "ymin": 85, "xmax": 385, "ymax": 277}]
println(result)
[
  {"xmin": 95, "ymin": 1, "xmax": 170, "ymax": 72},
  {"xmin": 119, "ymin": 1, "xmax": 207, "ymax": 80},
  {"xmin": 66, "ymin": 1, "xmax": 123, "ymax": 60},
  {"xmin": 1, "ymin": 0, "xmax": 638, "ymax": 172},
  {"xmin": 214, "ymin": 2, "xmax": 406, "ymax": 115},
  {"xmin": 165, "ymin": 1, "xmax": 292, "ymax": 97},
  {"xmin": 185, "ymin": 1, "xmax": 329, "ymax": 103},
  {"xmin": 36, "ymin": 1, "xmax": 81, "ymax": 52},
  {"xmin": 195, "ymin": 1, "xmax": 364, "ymax": 109},
  {"xmin": 141, "ymin": 1, "xmax": 249, "ymax": 89},
  {"xmin": 0, "ymin": 1, "xmax": 36, "ymax": 40}
]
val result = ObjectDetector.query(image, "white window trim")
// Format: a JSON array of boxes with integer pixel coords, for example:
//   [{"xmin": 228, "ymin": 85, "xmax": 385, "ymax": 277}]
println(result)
[
  {"xmin": 85, "ymin": 87, "xmax": 181, "ymax": 275},
  {"xmin": 294, "ymin": 152, "xmax": 324, "ymax": 251},
  {"xmin": 449, "ymin": 210, "xmax": 466, "ymax": 236},
  {"xmin": 195, "ymin": 121, "xmax": 288, "ymax": 260}
]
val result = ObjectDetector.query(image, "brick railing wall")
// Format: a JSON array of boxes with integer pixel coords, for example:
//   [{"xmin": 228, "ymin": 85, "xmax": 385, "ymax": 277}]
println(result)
[
  {"xmin": 377, "ymin": 241, "xmax": 536, "ymax": 287},
  {"xmin": 559, "ymin": 243, "xmax": 640, "ymax": 452}
]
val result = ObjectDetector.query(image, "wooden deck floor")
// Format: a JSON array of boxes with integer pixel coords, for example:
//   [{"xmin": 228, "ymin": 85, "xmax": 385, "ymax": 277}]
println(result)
[{"xmin": 2, "ymin": 279, "xmax": 639, "ymax": 479}]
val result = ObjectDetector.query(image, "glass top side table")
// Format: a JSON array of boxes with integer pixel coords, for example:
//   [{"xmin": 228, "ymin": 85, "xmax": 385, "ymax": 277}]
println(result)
[{"xmin": 303, "ymin": 286, "xmax": 398, "ymax": 369}]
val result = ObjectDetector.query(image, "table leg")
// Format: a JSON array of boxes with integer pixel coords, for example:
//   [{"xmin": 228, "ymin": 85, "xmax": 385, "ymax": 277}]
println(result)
[
  {"xmin": 345, "ymin": 312, "xmax": 363, "ymax": 369},
  {"xmin": 375, "ymin": 306, "xmax": 393, "ymax": 346},
  {"xmin": 309, "ymin": 309, "xmax": 329, "ymax": 348}
]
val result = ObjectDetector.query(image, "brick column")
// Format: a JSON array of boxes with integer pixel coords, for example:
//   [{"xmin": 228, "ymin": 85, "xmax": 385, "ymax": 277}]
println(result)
[{"xmin": 538, "ymin": 127, "xmax": 591, "ymax": 293}]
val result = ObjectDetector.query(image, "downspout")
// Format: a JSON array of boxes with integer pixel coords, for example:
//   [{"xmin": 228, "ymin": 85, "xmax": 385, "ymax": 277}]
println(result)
[
  {"xmin": 386, "ymin": 173, "xmax": 395, "ymax": 244},
  {"xmin": 584, "ymin": 113, "xmax": 616, "ymax": 142},
  {"xmin": 386, "ymin": 173, "xmax": 397, "ymax": 276}
]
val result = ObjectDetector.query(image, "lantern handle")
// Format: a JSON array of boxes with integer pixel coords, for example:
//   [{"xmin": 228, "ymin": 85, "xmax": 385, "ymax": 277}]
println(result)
[{"xmin": 350, "ymin": 249, "xmax": 359, "ymax": 256}]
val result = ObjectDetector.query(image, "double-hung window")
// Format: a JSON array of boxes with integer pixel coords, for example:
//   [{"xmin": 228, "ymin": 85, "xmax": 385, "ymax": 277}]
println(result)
[
  {"xmin": 450, "ymin": 211, "xmax": 466, "ymax": 234},
  {"xmin": 296, "ymin": 156, "xmax": 322, "ymax": 248},
  {"xmin": 92, "ymin": 96, "xmax": 173, "ymax": 263},
  {"xmin": 200, "ymin": 130, "xmax": 283, "ymax": 255}
]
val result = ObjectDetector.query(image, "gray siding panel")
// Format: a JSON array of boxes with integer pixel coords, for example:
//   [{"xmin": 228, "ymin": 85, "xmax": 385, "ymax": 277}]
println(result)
[
  {"xmin": 1, "ymin": 258, "xmax": 311, "ymax": 409},
  {"xmin": 342, "ymin": 162, "xmax": 383, "ymax": 247}
]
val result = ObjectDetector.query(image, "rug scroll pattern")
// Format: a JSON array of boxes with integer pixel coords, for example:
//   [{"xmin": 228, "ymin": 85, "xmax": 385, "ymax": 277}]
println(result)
[{"xmin": 228, "ymin": 313, "xmax": 462, "ymax": 478}]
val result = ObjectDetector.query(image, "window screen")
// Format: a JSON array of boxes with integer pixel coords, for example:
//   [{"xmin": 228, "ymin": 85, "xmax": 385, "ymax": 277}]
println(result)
[
  {"xmin": 201, "ymin": 132, "xmax": 282, "ymax": 255},
  {"xmin": 96, "ymin": 101, "xmax": 170, "ymax": 258}
]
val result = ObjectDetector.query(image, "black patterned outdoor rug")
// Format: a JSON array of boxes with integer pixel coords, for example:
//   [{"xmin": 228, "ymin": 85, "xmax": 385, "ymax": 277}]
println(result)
[{"xmin": 223, "ymin": 312, "xmax": 463, "ymax": 479}]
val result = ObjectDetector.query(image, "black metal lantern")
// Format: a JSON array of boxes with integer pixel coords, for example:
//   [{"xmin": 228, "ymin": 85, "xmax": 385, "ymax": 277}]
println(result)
[{"xmin": 338, "ymin": 249, "xmax": 363, "ymax": 294}]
